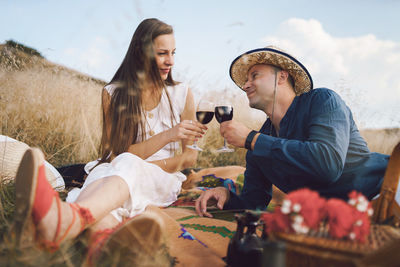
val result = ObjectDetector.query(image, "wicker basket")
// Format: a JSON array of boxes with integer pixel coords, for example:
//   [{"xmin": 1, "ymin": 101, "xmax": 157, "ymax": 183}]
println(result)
[
  {"xmin": 273, "ymin": 224, "xmax": 400, "ymax": 267},
  {"xmin": 271, "ymin": 142, "xmax": 400, "ymax": 267}
]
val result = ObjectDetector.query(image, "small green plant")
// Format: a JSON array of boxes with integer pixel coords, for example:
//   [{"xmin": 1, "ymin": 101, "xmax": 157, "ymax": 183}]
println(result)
[{"xmin": 5, "ymin": 40, "xmax": 43, "ymax": 58}]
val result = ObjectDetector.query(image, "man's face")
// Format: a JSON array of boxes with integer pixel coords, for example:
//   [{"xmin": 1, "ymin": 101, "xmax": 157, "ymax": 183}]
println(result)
[{"xmin": 243, "ymin": 64, "xmax": 278, "ymax": 110}]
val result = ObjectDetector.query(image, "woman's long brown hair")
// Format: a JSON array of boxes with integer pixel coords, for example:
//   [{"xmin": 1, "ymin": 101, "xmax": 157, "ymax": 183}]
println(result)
[{"xmin": 98, "ymin": 18, "xmax": 178, "ymax": 164}]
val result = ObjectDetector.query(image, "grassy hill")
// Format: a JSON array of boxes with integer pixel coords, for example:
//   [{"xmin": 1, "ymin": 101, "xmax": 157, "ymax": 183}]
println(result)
[
  {"xmin": 1, "ymin": 40, "xmax": 105, "ymax": 84},
  {"xmin": 1, "ymin": 40, "xmax": 106, "ymax": 167}
]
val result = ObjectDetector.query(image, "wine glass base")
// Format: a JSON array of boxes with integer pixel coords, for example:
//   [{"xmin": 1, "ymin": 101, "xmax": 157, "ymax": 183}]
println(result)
[
  {"xmin": 187, "ymin": 144, "xmax": 203, "ymax": 151},
  {"xmin": 215, "ymin": 147, "xmax": 234, "ymax": 153}
]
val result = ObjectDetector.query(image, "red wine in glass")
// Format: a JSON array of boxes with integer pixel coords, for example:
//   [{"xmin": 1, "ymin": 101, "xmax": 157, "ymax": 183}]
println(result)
[
  {"xmin": 187, "ymin": 99, "xmax": 215, "ymax": 151},
  {"xmin": 196, "ymin": 111, "xmax": 214, "ymax": 124},
  {"xmin": 215, "ymin": 105, "xmax": 234, "ymax": 152},
  {"xmin": 215, "ymin": 106, "xmax": 233, "ymax": 123}
]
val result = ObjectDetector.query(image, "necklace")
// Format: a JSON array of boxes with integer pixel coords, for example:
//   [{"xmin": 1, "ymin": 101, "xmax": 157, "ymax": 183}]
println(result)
[
  {"xmin": 144, "ymin": 89, "xmax": 164, "ymax": 137},
  {"xmin": 147, "ymin": 113, "xmax": 156, "ymax": 137}
]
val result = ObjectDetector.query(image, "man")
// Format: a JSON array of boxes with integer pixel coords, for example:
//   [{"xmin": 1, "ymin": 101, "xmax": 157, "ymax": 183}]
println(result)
[{"xmin": 195, "ymin": 46, "xmax": 389, "ymax": 217}]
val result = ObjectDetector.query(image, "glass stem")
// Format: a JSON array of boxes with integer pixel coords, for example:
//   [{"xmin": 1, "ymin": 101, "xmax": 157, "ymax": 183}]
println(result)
[{"xmin": 224, "ymin": 138, "xmax": 227, "ymax": 148}]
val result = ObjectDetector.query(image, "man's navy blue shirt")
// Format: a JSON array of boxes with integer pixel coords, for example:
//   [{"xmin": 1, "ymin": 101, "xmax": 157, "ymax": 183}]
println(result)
[{"xmin": 225, "ymin": 88, "xmax": 389, "ymax": 210}]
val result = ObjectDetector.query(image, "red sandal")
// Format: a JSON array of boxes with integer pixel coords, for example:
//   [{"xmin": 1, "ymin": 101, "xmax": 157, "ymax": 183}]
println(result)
[{"xmin": 13, "ymin": 148, "xmax": 95, "ymax": 251}]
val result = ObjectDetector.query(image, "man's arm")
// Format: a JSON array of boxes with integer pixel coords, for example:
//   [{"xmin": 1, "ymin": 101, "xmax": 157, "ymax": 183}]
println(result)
[
  {"xmin": 222, "ymin": 89, "xmax": 353, "ymax": 190},
  {"xmin": 195, "ymin": 153, "xmax": 272, "ymax": 217},
  {"xmin": 224, "ymin": 155, "xmax": 272, "ymax": 210},
  {"xmin": 252, "ymin": 90, "xmax": 352, "ymax": 186}
]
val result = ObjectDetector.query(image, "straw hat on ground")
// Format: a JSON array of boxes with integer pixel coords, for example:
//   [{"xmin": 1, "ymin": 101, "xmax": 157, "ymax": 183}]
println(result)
[
  {"xmin": 229, "ymin": 46, "xmax": 313, "ymax": 95},
  {"xmin": 0, "ymin": 135, "xmax": 64, "ymax": 190}
]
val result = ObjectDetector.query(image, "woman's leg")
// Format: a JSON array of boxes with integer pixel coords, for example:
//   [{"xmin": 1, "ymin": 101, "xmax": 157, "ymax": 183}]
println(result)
[
  {"xmin": 75, "ymin": 176, "xmax": 129, "ymax": 222},
  {"xmin": 89, "ymin": 213, "xmax": 121, "ymax": 233},
  {"xmin": 37, "ymin": 176, "xmax": 129, "ymax": 243},
  {"xmin": 14, "ymin": 148, "xmax": 130, "ymax": 247}
]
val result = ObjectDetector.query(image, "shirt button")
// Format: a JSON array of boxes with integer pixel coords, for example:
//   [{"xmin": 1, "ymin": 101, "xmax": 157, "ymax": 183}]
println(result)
[{"xmin": 148, "ymin": 113, "xmax": 154, "ymax": 119}]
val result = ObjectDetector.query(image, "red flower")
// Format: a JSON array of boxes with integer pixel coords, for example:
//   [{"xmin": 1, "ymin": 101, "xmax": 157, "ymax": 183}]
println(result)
[
  {"xmin": 285, "ymin": 188, "xmax": 326, "ymax": 230},
  {"xmin": 261, "ymin": 207, "xmax": 291, "ymax": 234},
  {"xmin": 260, "ymin": 188, "xmax": 372, "ymax": 243},
  {"xmin": 349, "ymin": 211, "xmax": 370, "ymax": 242},
  {"xmin": 261, "ymin": 188, "xmax": 326, "ymax": 234},
  {"xmin": 326, "ymin": 198, "xmax": 355, "ymax": 239},
  {"xmin": 345, "ymin": 190, "xmax": 372, "ymax": 242},
  {"xmin": 348, "ymin": 190, "xmax": 374, "ymax": 217}
]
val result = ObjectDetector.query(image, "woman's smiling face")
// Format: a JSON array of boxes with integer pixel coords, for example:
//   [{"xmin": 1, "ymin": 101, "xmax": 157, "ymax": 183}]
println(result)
[{"xmin": 153, "ymin": 34, "xmax": 176, "ymax": 81}]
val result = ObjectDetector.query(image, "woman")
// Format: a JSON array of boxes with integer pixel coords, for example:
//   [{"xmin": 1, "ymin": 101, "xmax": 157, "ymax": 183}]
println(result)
[{"xmin": 13, "ymin": 18, "xmax": 206, "ymax": 259}]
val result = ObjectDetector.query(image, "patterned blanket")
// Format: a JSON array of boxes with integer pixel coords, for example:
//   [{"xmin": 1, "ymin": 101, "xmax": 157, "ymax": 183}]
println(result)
[{"xmin": 160, "ymin": 173, "xmax": 272, "ymax": 266}]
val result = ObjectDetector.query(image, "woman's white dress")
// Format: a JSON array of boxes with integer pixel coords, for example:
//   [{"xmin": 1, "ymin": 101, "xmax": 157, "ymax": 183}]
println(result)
[{"xmin": 66, "ymin": 83, "xmax": 188, "ymax": 221}]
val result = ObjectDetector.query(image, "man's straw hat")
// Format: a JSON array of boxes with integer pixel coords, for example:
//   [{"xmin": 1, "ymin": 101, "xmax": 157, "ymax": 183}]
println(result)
[
  {"xmin": 229, "ymin": 46, "xmax": 313, "ymax": 95},
  {"xmin": 0, "ymin": 136, "xmax": 64, "ymax": 190}
]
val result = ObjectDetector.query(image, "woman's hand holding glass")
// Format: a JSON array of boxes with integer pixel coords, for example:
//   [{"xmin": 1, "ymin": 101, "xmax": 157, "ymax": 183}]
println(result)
[{"xmin": 168, "ymin": 119, "xmax": 206, "ymax": 143}]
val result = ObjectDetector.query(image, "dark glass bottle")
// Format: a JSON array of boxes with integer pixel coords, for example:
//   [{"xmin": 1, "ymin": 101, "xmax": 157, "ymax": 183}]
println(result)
[
  {"xmin": 227, "ymin": 211, "xmax": 263, "ymax": 267},
  {"xmin": 239, "ymin": 212, "xmax": 264, "ymax": 266},
  {"xmin": 227, "ymin": 214, "xmax": 245, "ymax": 266}
]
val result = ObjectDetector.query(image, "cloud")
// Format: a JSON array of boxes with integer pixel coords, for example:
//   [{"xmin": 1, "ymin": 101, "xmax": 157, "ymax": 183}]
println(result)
[
  {"xmin": 261, "ymin": 18, "xmax": 400, "ymax": 128},
  {"xmin": 81, "ymin": 37, "xmax": 110, "ymax": 69},
  {"xmin": 62, "ymin": 36, "xmax": 115, "ymax": 80}
]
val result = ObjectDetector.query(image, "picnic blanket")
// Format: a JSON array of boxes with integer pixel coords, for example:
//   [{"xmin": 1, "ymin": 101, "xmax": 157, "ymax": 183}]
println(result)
[
  {"xmin": 148, "ymin": 206, "xmax": 235, "ymax": 266},
  {"xmin": 161, "ymin": 173, "xmax": 242, "ymax": 266},
  {"xmin": 157, "ymin": 171, "xmax": 270, "ymax": 267}
]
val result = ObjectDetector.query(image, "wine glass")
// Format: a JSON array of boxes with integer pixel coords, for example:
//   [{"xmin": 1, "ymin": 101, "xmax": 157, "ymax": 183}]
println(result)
[
  {"xmin": 187, "ymin": 99, "xmax": 214, "ymax": 151},
  {"xmin": 215, "ymin": 102, "xmax": 234, "ymax": 153}
]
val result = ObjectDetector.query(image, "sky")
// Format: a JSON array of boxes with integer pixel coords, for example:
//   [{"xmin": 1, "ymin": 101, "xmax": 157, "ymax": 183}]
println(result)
[{"xmin": 1, "ymin": 0, "xmax": 400, "ymax": 129}]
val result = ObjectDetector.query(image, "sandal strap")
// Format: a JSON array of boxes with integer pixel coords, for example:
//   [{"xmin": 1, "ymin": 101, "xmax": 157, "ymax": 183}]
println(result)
[
  {"xmin": 32, "ymin": 165, "xmax": 57, "ymax": 224},
  {"xmin": 71, "ymin": 203, "xmax": 95, "ymax": 232},
  {"xmin": 86, "ymin": 228, "xmax": 115, "ymax": 266},
  {"xmin": 40, "ymin": 202, "xmax": 95, "ymax": 252},
  {"xmin": 54, "ymin": 200, "xmax": 77, "ymax": 246},
  {"xmin": 53, "ymin": 196, "xmax": 63, "ymax": 243},
  {"xmin": 39, "ymin": 198, "xmax": 76, "ymax": 252}
]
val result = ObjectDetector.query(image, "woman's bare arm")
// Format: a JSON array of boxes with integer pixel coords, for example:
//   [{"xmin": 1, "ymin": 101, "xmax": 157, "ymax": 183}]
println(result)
[
  {"xmin": 127, "ymin": 88, "xmax": 205, "ymax": 158},
  {"xmin": 103, "ymin": 87, "xmax": 204, "ymax": 159},
  {"xmin": 104, "ymin": 87, "xmax": 205, "ymax": 171},
  {"xmin": 148, "ymin": 88, "xmax": 203, "ymax": 172}
]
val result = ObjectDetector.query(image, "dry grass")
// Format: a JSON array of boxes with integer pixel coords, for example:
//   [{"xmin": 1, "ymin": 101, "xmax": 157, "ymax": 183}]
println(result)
[
  {"xmin": 1, "ymin": 41, "xmax": 399, "ymax": 265},
  {"xmin": 360, "ymin": 128, "xmax": 400, "ymax": 155},
  {"xmin": 1, "ymin": 43, "xmax": 104, "ymax": 167},
  {"xmin": 0, "ymin": 43, "xmax": 103, "ymax": 266}
]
